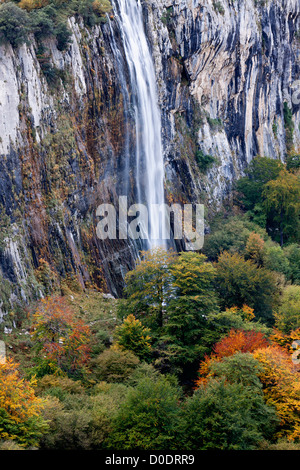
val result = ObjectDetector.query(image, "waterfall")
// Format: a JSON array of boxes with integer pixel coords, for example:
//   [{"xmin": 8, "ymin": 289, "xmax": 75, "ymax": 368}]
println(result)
[{"xmin": 110, "ymin": 0, "xmax": 166, "ymax": 248}]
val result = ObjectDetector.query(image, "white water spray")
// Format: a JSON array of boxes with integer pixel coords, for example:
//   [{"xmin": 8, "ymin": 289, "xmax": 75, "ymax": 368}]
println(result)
[{"xmin": 110, "ymin": 0, "xmax": 166, "ymax": 247}]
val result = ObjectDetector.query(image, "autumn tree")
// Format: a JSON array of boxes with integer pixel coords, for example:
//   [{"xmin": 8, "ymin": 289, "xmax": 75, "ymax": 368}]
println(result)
[
  {"xmin": 114, "ymin": 314, "xmax": 152, "ymax": 361},
  {"xmin": 181, "ymin": 371, "xmax": 278, "ymax": 450},
  {"xmin": 235, "ymin": 156, "xmax": 284, "ymax": 212},
  {"xmin": 274, "ymin": 285, "xmax": 300, "ymax": 334},
  {"xmin": 106, "ymin": 376, "xmax": 182, "ymax": 450},
  {"xmin": 31, "ymin": 296, "xmax": 91, "ymax": 378},
  {"xmin": 212, "ymin": 329, "xmax": 269, "ymax": 357},
  {"xmin": 245, "ymin": 232, "xmax": 265, "ymax": 265},
  {"xmin": 195, "ymin": 329, "xmax": 269, "ymax": 387},
  {"xmin": 0, "ymin": 359, "xmax": 48, "ymax": 447}
]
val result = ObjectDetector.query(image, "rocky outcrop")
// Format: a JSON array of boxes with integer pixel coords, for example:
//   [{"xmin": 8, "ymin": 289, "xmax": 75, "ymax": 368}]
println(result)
[
  {"xmin": 0, "ymin": 0, "xmax": 299, "ymax": 326},
  {"xmin": 145, "ymin": 0, "xmax": 300, "ymax": 204}
]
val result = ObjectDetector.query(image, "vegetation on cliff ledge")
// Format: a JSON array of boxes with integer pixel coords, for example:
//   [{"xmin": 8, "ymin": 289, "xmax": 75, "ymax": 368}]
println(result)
[{"xmin": 0, "ymin": 0, "xmax": 112, "ymax": 50}]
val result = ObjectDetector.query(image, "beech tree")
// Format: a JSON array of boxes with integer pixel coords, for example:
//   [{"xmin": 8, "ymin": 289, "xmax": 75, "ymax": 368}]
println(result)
[
  {"xmin": 119, "ymin": 247, "xmax": 176, "ymax": 330},
  {"xmin": 195, "ymin": 329, "xmax": 269, "ymax": 387},
  {"xmin": 114, "ymin": 314, "xmax": 152, "ymax": 361},
  {"xmin": 274, "ymin": 285, "xmax": 300, "ymax": 334},
  {"xmin": 31, "ymin": 296, "xmax": 91, "ymax": 378},
  {"xmin": 0, "ymin": 359, "xmax": 48, "ymax": 447}
]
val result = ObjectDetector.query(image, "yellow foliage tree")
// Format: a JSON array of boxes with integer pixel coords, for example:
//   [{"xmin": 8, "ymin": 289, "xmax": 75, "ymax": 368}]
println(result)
[
  {"xmin": 253, "ymin": 346, "xmax": 300, "ymax": 441},
  {"xmin": 114, "ymin": 314, "xmax": 152, "ymax": 361},
  {"xmin": 0, "ymin": 358, "xmax": 48, "ymax": 446}
]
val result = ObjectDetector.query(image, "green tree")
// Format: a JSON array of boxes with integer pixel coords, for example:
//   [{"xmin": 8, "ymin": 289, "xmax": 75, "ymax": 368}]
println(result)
[
  {"xmin": 31, "ymin": 8, "xmax": 55, "ymax": 40},
  {"xmin": 215, "ymin": 251, "xmax": 278, "ymax": 324},
  {"xmin": 163, "ymin": 252, "xmax": 219, "ymax": 372},
  {"xmin": 235, "ymin": 156, "xmax": 284, "ymax": 212},
  {"xmin": 54, "ymin": 20, "xmax": 72, "ymax": 51},
  {"xmin": 286, "ymin": 154, "xmax": 300, "ymax": 173},
  {"xmin": 119, "ymin": 247, "xmax": 176, "ymax": 330},
  {"xmin": 181, "ymin": 375, "xmax": 278, "ymax": 450},
  {"xmin": 106, "ymin": 376, "xmax": 182, "ymax": 450},
  {"xmin": 262, "ymin": 170, "xmax": 300, "ymax": 246},
  {"xmin": 202, "ymin": 216, "xmax": 268, "ymax": 261},
  {"xmin": 262, "ymin": 241, "xmax": 291, "ymax": 278},
  {"xmin": 207, "ymin": 352, "xmax": 266, "ymax": 388}
]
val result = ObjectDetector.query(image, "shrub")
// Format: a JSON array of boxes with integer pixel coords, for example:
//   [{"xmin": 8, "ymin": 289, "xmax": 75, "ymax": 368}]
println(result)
[
  {"xmin": 106, "ymin": 376, "xmax": 182, "ymax": 450},
  {"xmin": 93, "ymin": 347, "xmax": 140, "ymax": 383},
  {"xmin": 114, "ymin": 315, "xmax": 152, "ymax": 361},
  {"xmin": 54, "ymin": 20, "xmax": 72, "ymax": 51},
  {"xmin": 0, "ymin": 3, "xmax": 30, "ymax": 48},
  {"xmin": 286, "ymin": 154, "xmax": 300, "ymax": 172},
  {"xmin": 18, "ymin": 0, "xmax": 48, "ymax": 11},
  {"xmin": 36, "ymin": 375, "xmax": 85, "ymax": 397},
  {"xmin": 181, "ymin": 377, "xmax": 278, "ymax": 450},
  {"xmin": 92, "ymin": 0, "xmax": 112, "ymax": 16},
  {"xmin": 30, "ymin": 8, "xmax": 56, "ymax": 40},
  {"xmin": 39, "ymin": 383, "xmax": 127, "ymax": 450}
]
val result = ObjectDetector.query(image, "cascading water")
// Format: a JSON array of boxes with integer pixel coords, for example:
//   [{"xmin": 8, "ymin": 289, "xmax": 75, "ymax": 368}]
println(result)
[{"xmin": 109, "ymin": 0, "xmax": 166, "ymax": 248}]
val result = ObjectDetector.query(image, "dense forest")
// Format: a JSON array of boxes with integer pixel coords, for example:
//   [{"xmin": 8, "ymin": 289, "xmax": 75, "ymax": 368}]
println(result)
[{"xmin": 1, "ymin": 156, "xmax": 300, "ymax": 450}]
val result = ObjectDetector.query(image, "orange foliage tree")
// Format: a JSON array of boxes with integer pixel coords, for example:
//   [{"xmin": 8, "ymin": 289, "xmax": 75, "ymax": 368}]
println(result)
[
  {"xmin": 0, "ymin": 358, "xmax": 48, "ymax": 447},
  {"xmin": 31, "ymin": 296, "xmax": 91, "ymax": 378},
  {"xmin": 245, "ymin": 232, "xmax": 265, "ymax": 265},
  {"xmin": 195, "ymin": 329, "xmax": 269, "ymax": 387},
  {"xmin": 270, "ymin": 328, "xmax": 300, "ymax": 352}
]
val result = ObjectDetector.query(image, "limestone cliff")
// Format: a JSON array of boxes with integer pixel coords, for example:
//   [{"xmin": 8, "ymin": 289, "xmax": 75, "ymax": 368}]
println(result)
[{"xmin": 0, "ymin": 0, "xmax": 299, "ymax": 326}]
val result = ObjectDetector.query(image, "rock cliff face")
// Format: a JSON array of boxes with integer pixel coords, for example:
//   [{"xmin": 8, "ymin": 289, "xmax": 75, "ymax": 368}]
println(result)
[{"xmin": 0, "ymin": 0, "xmax": 299, "ymax": 325}]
